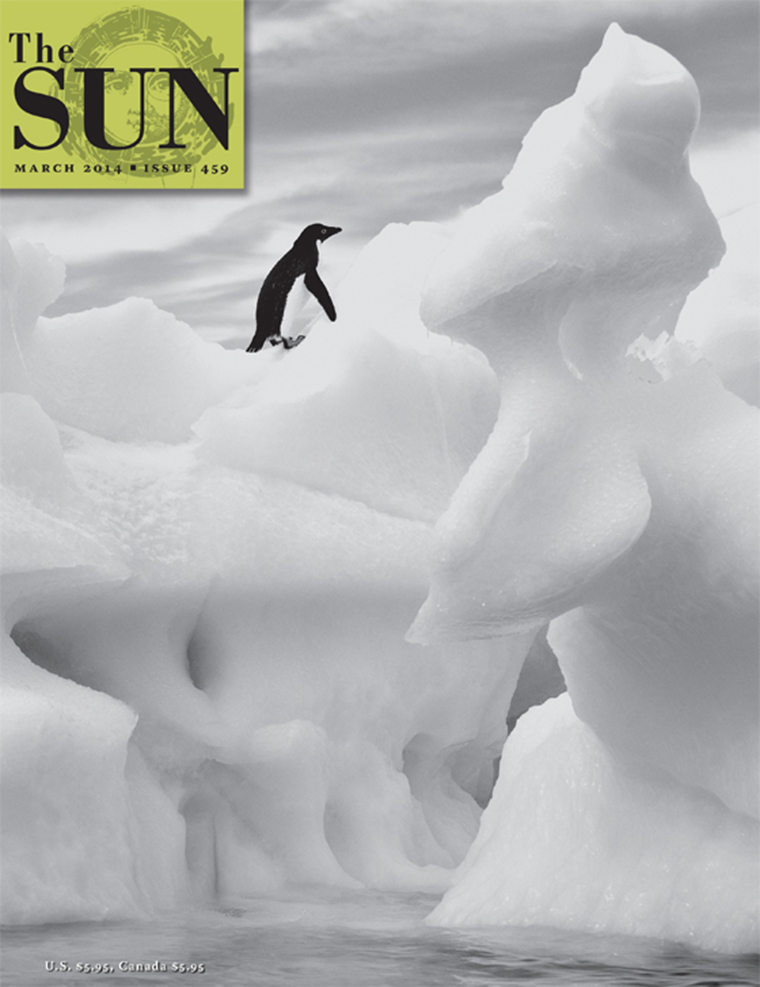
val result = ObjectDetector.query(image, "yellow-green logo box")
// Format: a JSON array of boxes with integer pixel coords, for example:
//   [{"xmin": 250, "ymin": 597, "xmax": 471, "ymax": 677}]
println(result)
[{"xmin": 1, "ymin": 0, "xmax": 244, "ymax": 189}]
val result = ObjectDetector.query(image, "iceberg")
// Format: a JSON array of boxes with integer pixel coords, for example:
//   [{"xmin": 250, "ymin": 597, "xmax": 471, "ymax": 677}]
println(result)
[
  {"xmin": 413, "ymin": 25, "xmax": 758, "ymax": 950},
  {"xmin": 1, "ymin": 219, "xmax": 520, "ymax": 921},
  {"xmin": 1, "ymin": 23, "xmax": 757, "ymax": 953}
]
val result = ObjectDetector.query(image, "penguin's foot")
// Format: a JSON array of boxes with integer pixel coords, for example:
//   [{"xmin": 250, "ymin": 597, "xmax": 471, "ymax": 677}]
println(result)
[
  {"xmin": 282, "ymin": 334, "xmax": 306, "ymax": 349},
  {"xmin": 267, "ymin": 334, "xmax": 285, "ymax": 348}
]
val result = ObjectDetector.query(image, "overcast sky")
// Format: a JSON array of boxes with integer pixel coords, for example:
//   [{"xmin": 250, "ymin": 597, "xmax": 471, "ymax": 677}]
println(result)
[{"xmin": 1, "ymin": 0, "xmax": 758, "ymax": 346}]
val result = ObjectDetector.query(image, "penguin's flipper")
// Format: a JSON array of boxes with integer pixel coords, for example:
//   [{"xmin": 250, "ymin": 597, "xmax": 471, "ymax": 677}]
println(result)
[{"xmin": 304, "ymin": 269, "xmax": 337, "ymax": 322}]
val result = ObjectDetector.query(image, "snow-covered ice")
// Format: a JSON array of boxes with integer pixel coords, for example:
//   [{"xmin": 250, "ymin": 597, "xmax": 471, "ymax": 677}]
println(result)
[{"xmin": 1, "ymin": 24, "xmax": 757, "ymax": 952}]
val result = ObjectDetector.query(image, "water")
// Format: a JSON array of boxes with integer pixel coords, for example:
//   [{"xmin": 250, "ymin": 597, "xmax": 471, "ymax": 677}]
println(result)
[{"xmin": 2, "ymin": 890, "xmax": 758, "ymax": 987}]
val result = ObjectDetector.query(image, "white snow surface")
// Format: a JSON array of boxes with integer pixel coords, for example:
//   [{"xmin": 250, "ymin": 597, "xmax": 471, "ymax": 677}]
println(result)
[{"xmin": 1, "ymin": 25, "xmax": 757, "ymax": 951}]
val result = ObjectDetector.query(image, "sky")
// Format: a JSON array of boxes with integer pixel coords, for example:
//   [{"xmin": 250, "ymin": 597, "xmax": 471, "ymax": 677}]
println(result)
[{"xmin": 1, "ymin": 0, "xmax": 758, "ymax": 347}]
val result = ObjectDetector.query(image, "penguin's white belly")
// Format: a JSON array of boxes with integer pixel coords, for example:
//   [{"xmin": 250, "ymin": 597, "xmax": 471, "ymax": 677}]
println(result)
[{"xmin": 280, "ymin": 274, "xmax": 308, "ymax": 338}]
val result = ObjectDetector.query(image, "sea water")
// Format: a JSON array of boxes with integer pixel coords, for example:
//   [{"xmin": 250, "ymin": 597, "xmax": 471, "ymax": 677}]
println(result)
[{"xmin": 2, "ymin": 890, "xmax": 758, "ymax": 987}]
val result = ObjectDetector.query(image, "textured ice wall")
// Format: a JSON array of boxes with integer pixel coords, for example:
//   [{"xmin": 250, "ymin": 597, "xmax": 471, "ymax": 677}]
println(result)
[
  {"xmin": 415, "ymin": 25, "xmax": 759, "ymax": 951},
  {"xmin": 434, "ymin": 695, "xmax": 758, "ymax": 953}
]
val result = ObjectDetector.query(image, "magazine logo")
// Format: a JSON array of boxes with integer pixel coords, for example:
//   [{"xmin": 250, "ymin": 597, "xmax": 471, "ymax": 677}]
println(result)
[{"xmin": 1, "ymin": 2, "xmax": 244, "ymax": 189}]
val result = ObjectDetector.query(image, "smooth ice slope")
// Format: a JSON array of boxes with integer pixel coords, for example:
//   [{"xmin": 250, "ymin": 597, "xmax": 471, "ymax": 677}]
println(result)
[
  {"xmin": 194, "ymin": 223, "xmax": 499, "ymax": 521},
  {"xmin": 416, "ymin": 26, "xmax": 759, "ymax": 949}
]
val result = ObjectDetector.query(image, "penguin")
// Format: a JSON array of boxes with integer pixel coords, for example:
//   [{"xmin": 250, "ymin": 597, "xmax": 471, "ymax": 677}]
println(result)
[{"xmin": 246, "ymin": 224, "xmax": 342, "ymax": 353}]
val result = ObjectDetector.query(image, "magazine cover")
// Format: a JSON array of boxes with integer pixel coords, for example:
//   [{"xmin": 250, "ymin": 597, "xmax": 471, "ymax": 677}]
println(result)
[{"xmin": 1, "ymin": 0, "xmax": 758, "ymax": 983}]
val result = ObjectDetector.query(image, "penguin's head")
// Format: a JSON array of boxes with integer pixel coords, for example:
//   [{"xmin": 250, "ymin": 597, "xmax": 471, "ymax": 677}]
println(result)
[{"xmin": 299, "ymin": 224, "xmax": 342, "ymax": 244}]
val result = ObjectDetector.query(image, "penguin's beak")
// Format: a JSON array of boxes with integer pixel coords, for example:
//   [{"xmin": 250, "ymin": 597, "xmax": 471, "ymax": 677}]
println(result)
[{"xmin": 322, "ymin": 226, "xmax": 341, "ymax": 240}]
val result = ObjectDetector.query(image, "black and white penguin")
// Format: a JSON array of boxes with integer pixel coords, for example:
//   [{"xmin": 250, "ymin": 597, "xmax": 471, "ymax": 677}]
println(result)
[{"xmin": 246, "ymin": 224, "xmax": 342, "ymax": 353}]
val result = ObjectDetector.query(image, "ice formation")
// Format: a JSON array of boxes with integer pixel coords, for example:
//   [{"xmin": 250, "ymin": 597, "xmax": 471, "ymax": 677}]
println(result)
[
  {"xmin": 1, "ymin": 219, "xmax": 518, "ymax": 922},
  {"xmin": 1, "ymin": 24, "xmax": 757, "ymax": 952},
  {"xmin": 414, "ymin": 25, "xmax": 759, "ymax": 951}
]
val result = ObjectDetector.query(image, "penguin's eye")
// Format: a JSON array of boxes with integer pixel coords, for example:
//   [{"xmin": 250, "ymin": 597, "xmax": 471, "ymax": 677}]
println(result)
[{"xmin": 321, "ymin": 228, "xmax": 326, "ymax": 234}]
